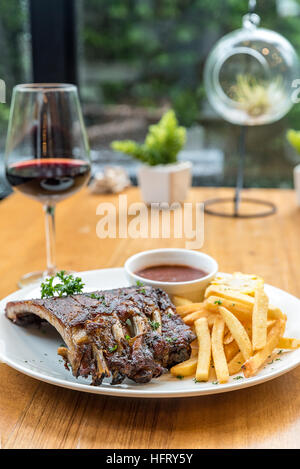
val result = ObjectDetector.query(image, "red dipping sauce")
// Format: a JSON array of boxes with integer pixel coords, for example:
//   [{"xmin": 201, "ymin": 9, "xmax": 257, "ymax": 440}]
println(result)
[{"xmin": 135, "ymin": 264, "xmax": 207, "ymax": 283}]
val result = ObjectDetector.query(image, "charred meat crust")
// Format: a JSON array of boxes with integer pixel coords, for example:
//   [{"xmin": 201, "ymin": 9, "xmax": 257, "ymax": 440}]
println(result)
[{"xmin": 5, "ymin": 286, "xmax": 195, "ymax": 385}]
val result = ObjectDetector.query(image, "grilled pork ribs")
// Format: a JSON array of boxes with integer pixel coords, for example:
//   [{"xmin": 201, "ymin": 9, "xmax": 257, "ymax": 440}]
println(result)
[{"xmin": 5, "ymin": 286, "xmax": 195, "ymax": 385}]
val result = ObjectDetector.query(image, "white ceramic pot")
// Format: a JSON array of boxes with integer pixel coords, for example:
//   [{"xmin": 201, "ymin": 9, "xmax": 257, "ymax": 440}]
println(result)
[{"xmin": 137, "ymin": 161, "xmax": 192, "ymax": 205}]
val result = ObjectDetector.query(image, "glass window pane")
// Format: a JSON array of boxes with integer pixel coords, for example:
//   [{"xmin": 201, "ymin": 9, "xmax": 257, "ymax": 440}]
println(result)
[{"xmin": 78, "ymin": 0, "xmax": 300, "ymax": 188}]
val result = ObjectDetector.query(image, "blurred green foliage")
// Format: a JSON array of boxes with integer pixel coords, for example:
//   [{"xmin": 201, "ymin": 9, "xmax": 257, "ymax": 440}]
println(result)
[
  {"xmin": 0, "ymin": 0, "xmax": 29, "ymax": 132},
  {"xmin": 287, "ymin": 128, "xmax": 300, "ymax": 153},
  {"xmin": 1, "ymin": 0, "xmax": 300, "ymax": 132},
  {"xmin": 0, "ymin": 0, "xmax": 27, "ymax": 84},
  {"xmin": 82, "ymin": 0, "xmax": 300, "ymax": 127}
]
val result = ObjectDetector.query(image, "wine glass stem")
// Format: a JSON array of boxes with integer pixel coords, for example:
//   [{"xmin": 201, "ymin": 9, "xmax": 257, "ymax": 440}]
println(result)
[{"xmin": 44, "ymin": 204, "xmax": 56, "ymax": 276}]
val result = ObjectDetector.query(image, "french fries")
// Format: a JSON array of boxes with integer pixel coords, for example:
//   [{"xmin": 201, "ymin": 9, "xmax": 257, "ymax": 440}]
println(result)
[
  {"xmin": 218, "ymin": 306, "xmax": 252, "ymax": 360},
  {"xmin": 195, "ymin": 317, "xmax": 211, "ymax": 382},
  {"xmin": 223, "ymin": 331, "xmax": 234, "ymax": 345},
  {"xmin": 205, "ymin": 286, "xmax": 286, "ymax": 320},
  {"xmin": 243, "ymin": 320, "xmax": 285, "ymax": 377},
  {"xmin": 170, "ymin": 356, "xmax": 198, "ymax": 377},
  {"xmin": 228, "ymin": 351, "xmax": 244, "ymax": 375},
  {"xmin": 211, "ymin": 272, "xmax": 264, "ymax": 295},
  {"xmin": 252, "ymin": 287, "xmax": 268, "ymax": 351},
  {"xmin": 183, "ymin": 309, "xmax": 208, "ymax": 326},
  {"xmin": 205, "ymin": 296, "xmax": 252, "ymax": 321},
  {"xmin": 212, "ymin": 316, "xmax": 229, "ymax": 384},
  {"xmin": 173, "ymin": 295, "xmax": 193, "ymax": 307},
  {"xmin": 224, "ymin": 339, "xmax": 240, "ymax": 362},
  {"xmin": 278, "ymin": 337, "xmax": 300, "ymax": 349},
  {"xmin": 170, "ymin": 349, "xmax": 198, "ymax": 377},
  {"xmin": 170, "ymin": 271, "xmax": 298, "ymax": 385},
  {"xmin": 176, "ymin": 303, "xmax": 205, "ymax": 317}
]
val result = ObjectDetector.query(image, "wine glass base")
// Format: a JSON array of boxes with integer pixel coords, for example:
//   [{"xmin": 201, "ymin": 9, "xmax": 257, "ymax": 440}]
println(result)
[
  {"xmin": 17, "ymin": 271, "xmax": 46, "ymax": 289},
  {"xmin": 17, "ymin": 269, "xmax": 74, "ymax": 289}
]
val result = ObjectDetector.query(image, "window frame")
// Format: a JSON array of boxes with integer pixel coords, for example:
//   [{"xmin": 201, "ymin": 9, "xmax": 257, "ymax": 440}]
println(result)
[{"xmin": 29, "ymin": 0, "xmax": 78, "ymax": 85}]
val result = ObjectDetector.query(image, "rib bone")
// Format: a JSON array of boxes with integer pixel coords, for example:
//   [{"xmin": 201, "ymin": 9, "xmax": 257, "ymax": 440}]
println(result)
[
  {"xmin": 92, "ymin": 345, "xmax": 110, "ymax": 384},
  {"xmin": 133, "ymin": 315, "xmax": 148, "ymax": 335},
  {"xmin": 152, "ymin": 309, "xmax": 162, "ymax": 334}
]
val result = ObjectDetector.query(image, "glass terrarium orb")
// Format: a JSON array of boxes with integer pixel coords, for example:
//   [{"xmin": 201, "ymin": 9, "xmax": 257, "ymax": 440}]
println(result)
[{"xmin": 204, "ymin": 13, "xmax": 300, "ymax": 125}]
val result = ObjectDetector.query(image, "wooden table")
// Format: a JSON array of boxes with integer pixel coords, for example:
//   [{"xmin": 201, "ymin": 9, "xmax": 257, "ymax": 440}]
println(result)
[{"xmin": 1, "ymin": 187, "xmax": 300, "ymax": 449}]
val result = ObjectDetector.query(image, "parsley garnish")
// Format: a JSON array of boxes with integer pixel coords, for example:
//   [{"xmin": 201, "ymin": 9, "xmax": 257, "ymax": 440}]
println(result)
[
  {"xmin": 193, "ymin": 378, "xmax": 200, "ymax": 383},
  {"xmin": 135, "ymin": 281, "xmax": 146, "ymax": 294},
  {"xmin": 214, "ymin": 299, "xmax": 222, "ymax": 305},
  {"xmin": 90, "ymin": 294, "xmax": 107, "ymax": 306},
  {"xmin": 233, "ymin": 375, "xmax": 243, "ymax": 380},
  {"xmin": 176, "ymin": 375, "xmax": 184, "ymax": 380},
  {"xmin": 108, "ymin": 344, "xmax": 118, "ymax": 353},
  {"xmin": 212, "ymin": 381, "xmax": 219, "ymax": 385},
  {"xmin": 41, "ymin": 271, "xmax": 84, "ymax": 298},
  {"xmin": 150, "ymin": 321, "xmax": 160, "ymax": 330},
  {"xmin": 166, "ymin": 337, "xmax": 177, "ymax": 343},
  {"xmin": 89, "ymin": 293, "xmax": 101, "ymax": 300},
  {"xmin": 125, "ymin": 334, "xmax": 131, "ymax": 341}
]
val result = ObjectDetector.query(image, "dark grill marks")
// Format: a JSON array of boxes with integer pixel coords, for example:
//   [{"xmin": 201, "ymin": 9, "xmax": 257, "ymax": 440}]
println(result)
[{"xmin": 5, "ymin": 286, "xmax": 195, "ymax": 386}]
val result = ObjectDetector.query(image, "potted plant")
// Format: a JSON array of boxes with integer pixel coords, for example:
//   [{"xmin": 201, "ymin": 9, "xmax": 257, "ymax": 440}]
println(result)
[{"xmin": 111, "ymin": 110, "xmax": 191, "ymax": 204}]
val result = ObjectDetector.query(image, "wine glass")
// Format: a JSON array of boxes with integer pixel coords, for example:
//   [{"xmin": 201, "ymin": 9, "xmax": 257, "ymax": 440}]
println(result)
[{"xmin": 5, "ymin": 84, "xmax": 91, "ymax": 287}]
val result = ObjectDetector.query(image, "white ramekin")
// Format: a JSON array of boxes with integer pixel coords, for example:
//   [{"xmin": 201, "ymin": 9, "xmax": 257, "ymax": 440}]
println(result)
[{"xmin": 124, "ymin": 248, "xmax": 218, "ymax": 302}]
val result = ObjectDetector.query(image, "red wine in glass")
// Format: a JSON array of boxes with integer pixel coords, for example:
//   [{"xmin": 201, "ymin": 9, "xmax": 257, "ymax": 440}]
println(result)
[
  {"xmin": 6, "ymin": 158, "xmax": 91, "ymax": 203},
  {"xmin": 5, "ymin": 84, "xmax": 91, "ymax": 287}
]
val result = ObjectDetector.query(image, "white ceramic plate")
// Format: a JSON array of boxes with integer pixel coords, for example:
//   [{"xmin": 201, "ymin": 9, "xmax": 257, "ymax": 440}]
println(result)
[{"xmin": 0, "ymin": 268, "xmax": 300, "ymax": 398}]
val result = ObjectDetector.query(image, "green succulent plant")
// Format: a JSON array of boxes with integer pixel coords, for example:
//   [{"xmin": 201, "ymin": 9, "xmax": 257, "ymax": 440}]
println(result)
[
  {"xmin": 111, "ymin": 109, "xmax": 186, "ymax": 166},
  {"xmin": 287, "ymin": 129, "xmax": 300, "ymax": 154}
]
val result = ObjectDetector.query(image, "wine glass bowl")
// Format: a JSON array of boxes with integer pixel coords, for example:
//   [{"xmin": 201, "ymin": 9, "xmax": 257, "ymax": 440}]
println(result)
[
  {"xmin": 6, "ymin": 158, "xmax": 91, "ymax": 204},
  {"xmin": 5, "ymin": 83, "xmax": 91, "ymax": 287}
]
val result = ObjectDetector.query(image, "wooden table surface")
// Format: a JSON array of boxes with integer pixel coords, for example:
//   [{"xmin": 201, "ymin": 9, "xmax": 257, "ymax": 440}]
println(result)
[{"xmin": 1, "ymin": 186, "xmax": 300, "ymax": 449}]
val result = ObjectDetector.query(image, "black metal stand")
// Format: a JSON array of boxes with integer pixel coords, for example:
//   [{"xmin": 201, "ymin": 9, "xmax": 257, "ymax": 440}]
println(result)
[{"xmin": 203, "ymin": 126, "xmax": 277, "ymax": 218}]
